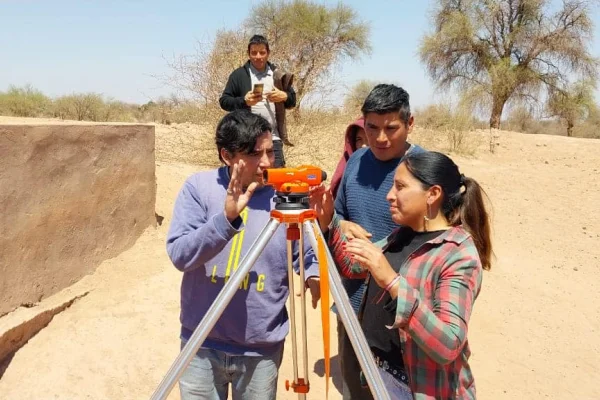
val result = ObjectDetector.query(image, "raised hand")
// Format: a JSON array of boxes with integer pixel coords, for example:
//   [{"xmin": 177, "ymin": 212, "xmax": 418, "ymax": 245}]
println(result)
[
  {"xmin": 224, "ymin": 160, "xmax": 258, "ymax": 222},
  {"xmin": 309, "ymin": 184, "xmax": 334, "ymax": 231}
]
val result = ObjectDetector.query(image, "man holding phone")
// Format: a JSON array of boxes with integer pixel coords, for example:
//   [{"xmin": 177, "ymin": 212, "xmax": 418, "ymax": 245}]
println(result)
[{"xmin": 219, "ymin": 34, "xmax": 296, "ymax": 167}]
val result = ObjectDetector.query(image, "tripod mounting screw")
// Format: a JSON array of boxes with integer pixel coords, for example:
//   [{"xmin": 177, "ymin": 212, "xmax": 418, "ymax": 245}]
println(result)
[{"xmin": 287, "ymin": 224, "xmax": 300, "ymax": 240}]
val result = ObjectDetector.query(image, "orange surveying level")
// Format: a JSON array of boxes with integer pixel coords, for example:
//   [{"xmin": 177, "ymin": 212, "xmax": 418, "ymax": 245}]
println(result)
[
  {"xmin": 262, "ymin": 165, "xmax": 327, "ymax": 212},
  {"xmin": 262, "ymin": 165, "xmax": 327, "ymax": 192}
]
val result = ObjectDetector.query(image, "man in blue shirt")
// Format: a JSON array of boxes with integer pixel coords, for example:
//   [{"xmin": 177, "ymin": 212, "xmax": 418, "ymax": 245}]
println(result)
[{"xmin": 314, "ymin": 84, "xmax": 425, "ymax": 399}]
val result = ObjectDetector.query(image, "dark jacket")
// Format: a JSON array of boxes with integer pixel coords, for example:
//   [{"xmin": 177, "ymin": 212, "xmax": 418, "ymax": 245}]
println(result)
[{"xmin": 219, "ymin": 61, "xmax": 296, "ymax": 145}]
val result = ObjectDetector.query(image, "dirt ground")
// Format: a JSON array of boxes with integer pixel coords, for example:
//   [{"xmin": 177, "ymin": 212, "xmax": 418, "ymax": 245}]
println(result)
[{"xmin": 1, "ymin": 117, "xmax": 599, "ymax": 399}]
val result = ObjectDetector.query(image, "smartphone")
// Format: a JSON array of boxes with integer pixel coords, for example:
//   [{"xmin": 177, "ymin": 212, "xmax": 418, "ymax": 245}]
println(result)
[{"xmin": 253, "ymin": 83, "xmax": 264, "ymax": 95}]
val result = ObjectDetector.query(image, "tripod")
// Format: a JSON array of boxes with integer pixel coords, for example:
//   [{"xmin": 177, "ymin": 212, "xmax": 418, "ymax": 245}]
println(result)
[{"xmin": 151, "ymin": 190, "xmax": 391, "ymax": 400}]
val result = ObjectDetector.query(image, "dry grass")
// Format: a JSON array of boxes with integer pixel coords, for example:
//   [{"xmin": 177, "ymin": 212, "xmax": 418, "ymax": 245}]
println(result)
[
  {"xmin": 284, "ymin": 111, "xmax": 352, "ymax": 176},
  {"xmin": 154, "ymin": 109, "xmax": 492, "ymax": 174},
  {"xmin": 412, "ymin": 103, "xmax": 489, "ymax": 156},
  {"xmin": 155, "ymin": 122, "xmax": 220, "ymax": 167},
  {"xmin": 155, "ymin": 110, "xmax": 352, "ymax": 177},
  {"xmin": 412, "ymin": 127, "xmax": 488, "ymax": 157}
]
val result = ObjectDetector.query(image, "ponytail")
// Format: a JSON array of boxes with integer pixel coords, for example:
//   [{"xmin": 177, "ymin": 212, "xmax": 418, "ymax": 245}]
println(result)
[{"xmin": 449, "ymin": 176, "xmax": 492, "ymax": 270}]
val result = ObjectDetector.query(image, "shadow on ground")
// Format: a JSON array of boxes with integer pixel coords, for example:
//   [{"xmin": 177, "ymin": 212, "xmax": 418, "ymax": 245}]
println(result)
[
  {"xmin": 313, "ymin": 354, "xmax": 342, "ymax": 394},
  {"xmin": 0, "ymin": 352, "xmax": 16, "ymax": 380}
]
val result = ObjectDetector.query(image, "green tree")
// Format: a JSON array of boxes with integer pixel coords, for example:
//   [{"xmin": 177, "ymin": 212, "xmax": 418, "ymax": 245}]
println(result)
[
  {"xmin": 52, "ymin": 95, "xmax": 76, "ymax": 120},
  {"xmin": 547, "ymin": 79, "xmax": 596, "ymax": 136},
  {"xmin": 343, "ymin": 80, "xmax": 378, "ymax": 114},
  {"xmin": 53, "ymin": 93, "xmax": 105, "ymax": 121},
  {"xmin": 506, "ymin": 103, "xmax": 537, "ymax": 133},
  {"xmin": 419, "ymin": 0, "xmax": 599, "ymax": 129},
  {"xmin": 0, "ymin": 85, "xmax": 50, "ymax": 117},
  {"xmin": 247, "ymin": 0, "xmax": 371, "ymax": 111},
  {"xmin": 578, "ymin": 103, "xmax": 600, "ymax": 138},
  {"xmin": 166, "ymin": 0, "xmax": 370, "ymax": 115}
]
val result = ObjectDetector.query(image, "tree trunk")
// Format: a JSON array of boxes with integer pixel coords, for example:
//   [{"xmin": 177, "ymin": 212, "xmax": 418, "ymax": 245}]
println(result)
[
  {"xmin": 489, "ymin": 95, "xmax": 508, "ymax": 129},
  {"xmin": 567, "ymin": 121, "xmax": 574, "ymax": 137},
  {"xmin": 291, "ymin": 91, "xmax": 304, "ymax": 121}
]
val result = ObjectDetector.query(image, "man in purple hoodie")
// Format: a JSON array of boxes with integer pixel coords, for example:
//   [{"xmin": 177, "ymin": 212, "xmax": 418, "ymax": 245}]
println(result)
[{"xmin": 166, "ymin": 110, "xmax": 320, "ymax": 400}]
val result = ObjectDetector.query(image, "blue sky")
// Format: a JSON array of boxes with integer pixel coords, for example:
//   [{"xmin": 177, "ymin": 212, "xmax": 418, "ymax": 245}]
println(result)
[{"xmin": 1, "ymin": 0, "xmax": 599, "ymax": 109}]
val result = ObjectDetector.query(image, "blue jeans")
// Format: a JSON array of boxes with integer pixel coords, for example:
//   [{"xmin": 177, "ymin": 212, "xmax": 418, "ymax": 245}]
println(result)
[
  {"xmin": 378, "ymin": 368, "xmax": 413, "ymax": 400},
  {"xmin": 179, "ymin": 340, "xmax": 284, "ymax": 400}
]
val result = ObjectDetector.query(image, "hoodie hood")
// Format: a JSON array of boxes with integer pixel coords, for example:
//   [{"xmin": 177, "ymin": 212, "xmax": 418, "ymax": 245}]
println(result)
[
  {"xmin": 345, "ymin": 117, "xmax": 365, "ymax": 152},
  {"xmin": 330, "ymin": 116, "xmax": 365, "ymax": 199}
]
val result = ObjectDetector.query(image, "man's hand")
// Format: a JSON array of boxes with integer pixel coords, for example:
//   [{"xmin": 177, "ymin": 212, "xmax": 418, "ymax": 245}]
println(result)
[
  {"xmin": 244, "ymin": 91, "xmax": 262, "ymax": 106},
  {"xmin": 309, "ymin": 184, "xmax": 334, "ymax": 231},
  {"xmin": 297, "ymin": 276, "xmax": 321, "ymax": 309},
  {"xmin": 344, "ymin": 238, "xmax": 396, "ymax": 290},
  {"xmin": 224, "ymin": 160, "xmax": 258, "ymax": 222},
  {"xmin": 265, "ymin": 88, "xmax": 288, "ymax": 103},
  {"xmin": 340, "ymin": 220, "xmax": 372, "ymax": 240}
]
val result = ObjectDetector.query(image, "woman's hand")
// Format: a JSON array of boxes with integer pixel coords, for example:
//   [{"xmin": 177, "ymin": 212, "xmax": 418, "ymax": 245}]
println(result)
[
  {"xmin": 224, "ymin": 160, "xmax": 258, "ymax": 222},
  {"xmin": 344, "ymin": 238, "xmax": 396, "ymax": 289}
]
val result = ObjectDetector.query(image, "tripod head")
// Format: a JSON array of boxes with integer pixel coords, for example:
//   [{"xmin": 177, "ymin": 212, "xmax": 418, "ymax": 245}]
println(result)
[{"xmin": 262, "ymin": 166, "xmax": 327, "ymax": 211}]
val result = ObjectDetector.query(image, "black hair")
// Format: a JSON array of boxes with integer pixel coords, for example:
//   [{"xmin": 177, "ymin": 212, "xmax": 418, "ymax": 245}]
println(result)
[
  {"xmin": 403, "ymin": 151, "xmax": 493, "ymax": 270},
  {"xmin": 361, "ymin": 84, "xmax": 411, "ymax": 125},
  {"xmin": 215, "ymin": 110, "xmax": 272, "ymax": 163},
  {"xmin": 247, "ymin": 34, "xmax": 270, "ymax": 53},
  {"xmin": 349, "ymin": 125, "xmax": 361, "ymax": 151}
]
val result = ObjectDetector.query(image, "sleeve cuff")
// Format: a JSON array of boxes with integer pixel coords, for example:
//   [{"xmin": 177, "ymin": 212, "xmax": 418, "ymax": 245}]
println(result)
[
  {"xmin": 303, "ymin": 261, "xmax": 320, "ymax": 281},
  {"xmin": 213, "ymin": 211, "xmax": 244, "ymax": 240},
  {"xmin": 230, "ymin": 215, "xmax": 243, "ymax": 229},
  {"xmin": 387, "ymin": 277, "xmax": 420, "ymax": 330},
  {"xmin": 330, "ymin": 212, "xmax": 342, "ymax": 230}
]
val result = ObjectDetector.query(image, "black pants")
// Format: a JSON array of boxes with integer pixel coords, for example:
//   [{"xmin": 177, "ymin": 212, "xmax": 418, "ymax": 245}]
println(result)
[
  {"xmin": 337, "ymin": 317, "xmax": 374, "ymax": 400},
  {"xmin": 273, "ymin": 139, "xmax": 286, "ymax": 168}
]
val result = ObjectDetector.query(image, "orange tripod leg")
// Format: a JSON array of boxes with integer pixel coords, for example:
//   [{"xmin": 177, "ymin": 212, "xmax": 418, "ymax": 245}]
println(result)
[{"xmin": 273, "ymin": 209, "xmax": 316, "ymax": 399}]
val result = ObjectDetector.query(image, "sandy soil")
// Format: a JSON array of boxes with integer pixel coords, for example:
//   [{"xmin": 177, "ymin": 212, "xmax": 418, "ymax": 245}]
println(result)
[{"xmin": 1, "ymin": 117, "xmax": 599, "ymax": 399}]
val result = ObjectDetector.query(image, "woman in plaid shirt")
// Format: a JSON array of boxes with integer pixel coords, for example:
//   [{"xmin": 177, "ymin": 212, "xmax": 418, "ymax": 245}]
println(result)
[{"xmin": 313, "ymin": 150, "xmax": 492, "ymax": 399}]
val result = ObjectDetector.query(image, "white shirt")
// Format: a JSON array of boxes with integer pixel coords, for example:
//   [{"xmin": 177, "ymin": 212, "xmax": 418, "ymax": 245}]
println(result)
[{"xmin": 249, "ymin": 64, "xmax": 280, "ymax": 140}]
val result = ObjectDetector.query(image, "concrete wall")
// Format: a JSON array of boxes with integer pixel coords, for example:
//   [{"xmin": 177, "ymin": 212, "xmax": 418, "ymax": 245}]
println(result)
[{"xmin": 0, "ymin": 124, "xmax": 156, "ymax": 316}]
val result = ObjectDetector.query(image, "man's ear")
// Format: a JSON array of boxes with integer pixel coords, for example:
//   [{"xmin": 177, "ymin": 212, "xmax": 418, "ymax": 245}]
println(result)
[
  {"xmin": 407, "ymin": 115, "xmax": 415, "ymax": 133},
  {"xmin": 220, "ymin": 148, "xmax": 232, "ymax": 166}
]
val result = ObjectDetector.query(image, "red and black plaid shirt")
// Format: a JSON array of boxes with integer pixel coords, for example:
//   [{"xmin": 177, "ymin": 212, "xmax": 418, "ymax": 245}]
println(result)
[{"xmin": 329, "ymin": 214, "xmax": 482, "ymax": 399}]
